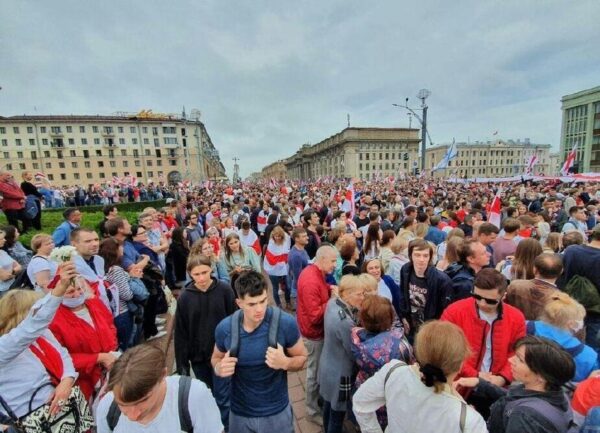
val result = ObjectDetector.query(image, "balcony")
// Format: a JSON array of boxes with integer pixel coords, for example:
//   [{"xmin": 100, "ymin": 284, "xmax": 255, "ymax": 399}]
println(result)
[
  {"xmin": 102, "ymin": 128, "xmax": 115, "ymax": 137},
  {"xmin": 103, "ymin": 138, "xmax": 117, "ymax": 148},
  {"xmin": 49, "ymin": 129, "xmax": 63, "ymax": 137},
  {"xmin": 50, "ymin": 139, "xmax": 65, "ymax": 148}
]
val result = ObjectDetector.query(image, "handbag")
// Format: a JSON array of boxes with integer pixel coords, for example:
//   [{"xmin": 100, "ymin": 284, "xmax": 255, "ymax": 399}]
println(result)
[{"xmin": 0, "ymin": 384, "xmax": 94, "ymax": 433}]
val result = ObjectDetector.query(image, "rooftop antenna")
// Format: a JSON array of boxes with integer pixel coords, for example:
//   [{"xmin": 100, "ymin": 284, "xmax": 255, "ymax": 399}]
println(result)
[{"xmin": 347, "ymin": 114, "xmax": 350, "ymax": 128}]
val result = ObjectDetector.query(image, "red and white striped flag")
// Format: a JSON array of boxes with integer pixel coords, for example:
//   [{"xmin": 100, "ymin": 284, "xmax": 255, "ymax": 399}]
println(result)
[
  {"xmin": 488, "ymin": 188, "xmax": 503, "ymax": 228},
  {"xmin": 112, "ymin": 176, "xmax": 121, "ymax": 185},
  {"xmin": 560, "ymin": 144, "xmax": 578, "ymax": 176},
  {"xmin": 35, "ymin": 172, "xmax": 46, "ymax": 179},
  {"xmin": 345, "ymin": 181, "xmax": 355, "ymax": 219},
  {"xmin": 525, "ymin": 155, "xmax": 538, "ymax": 175}
]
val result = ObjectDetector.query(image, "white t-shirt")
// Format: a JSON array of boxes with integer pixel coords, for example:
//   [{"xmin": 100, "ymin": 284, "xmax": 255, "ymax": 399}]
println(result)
[
  {"xmin": 480, "ymin": 310, "xmax": 498, "ymax": 373},
  {"xmin": 96, "ymin": 376, "xmax": 222, "ymax": 433},
  {"xmin": 26, "ymin": 256, "xmax": 58, "ymax": 291}
]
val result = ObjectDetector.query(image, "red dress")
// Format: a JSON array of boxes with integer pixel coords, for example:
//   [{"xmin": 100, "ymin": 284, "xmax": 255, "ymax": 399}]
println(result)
[{"xmin": 49, "ymin": 298, "xmax": 118, "ymax": 401}]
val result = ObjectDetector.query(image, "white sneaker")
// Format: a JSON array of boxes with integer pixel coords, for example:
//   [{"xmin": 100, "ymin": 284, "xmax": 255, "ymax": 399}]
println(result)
[
  {"xmin": 147, "ymin": 330, "xmax": 167, "ymax": 341},
  {"xmin": 157, "ymin": 325, "xmax": 166, "ymax": 332},
  {"xmin": 155, "ymin": 317, "xmax": 167, "ymax": 325}
]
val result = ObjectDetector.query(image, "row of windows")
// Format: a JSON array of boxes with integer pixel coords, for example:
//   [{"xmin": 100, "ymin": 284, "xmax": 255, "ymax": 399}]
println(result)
[
  {"xmin": 1, "ymin": 157, "xmax": 178, "ymax": 169},
  {"xmin": 0, "ymin": 137, "xmax": 179, "ymax": 147},
  {"xmin": 0, "ymin": 125, "xmax": 184, "ymax": 135},
  {"xmin": 359, "ymin": 152, "xmax": 414, "ymax": 161},
  {"xmin": 0, "ymin": 168, "xmax": 164, "ymax": 182},
  {"xmin": 566, "ymin": 105, "xmax": 588, "ymax": 120},
  {"xmin": 358, "ymin": 143, "xmax": 410, "ymax": 150},
  {"xmin": 359, "ymin": 163, "xmax": 409, "ymax": 170},
  {"xmin": 2, "ymin": 148, "xmax": 182, "ymax": 159}
]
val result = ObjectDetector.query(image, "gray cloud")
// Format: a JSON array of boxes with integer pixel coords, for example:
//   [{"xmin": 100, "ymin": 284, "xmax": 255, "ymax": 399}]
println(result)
[{"xmin": 1, "ymin": 0, "xmax": 599, "ymax": 177}]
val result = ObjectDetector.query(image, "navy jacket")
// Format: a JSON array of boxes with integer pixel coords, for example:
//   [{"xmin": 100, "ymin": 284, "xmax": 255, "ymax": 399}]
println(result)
[{"xmin": 445, "ymin": 262, "xmax": 476, "ymax": 302}]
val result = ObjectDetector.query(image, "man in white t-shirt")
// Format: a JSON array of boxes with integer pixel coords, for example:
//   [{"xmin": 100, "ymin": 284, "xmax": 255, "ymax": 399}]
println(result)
[{"xmin": 97, "ymin": 344, "xmax": 222, "ymax": 433}]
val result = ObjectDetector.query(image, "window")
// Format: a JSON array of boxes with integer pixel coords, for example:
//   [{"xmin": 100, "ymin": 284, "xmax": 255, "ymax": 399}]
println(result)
[
  {"xmin": 40, "ymin": 127, "xmax": 47, "ymax": 133},
  {"xmin": 118, "ymin": 127, "xmax": 124, "ymax": 133},
  {"xmin": 164, "ymin": 137, "xmax": 177, "ymax": 145},
  {"xmin": 31, "ymin": 151, "xmax": 37, "ymax": 159},
  {"xmin": 66, "ymin": 126, "xmax": 72, "ymax": 133},
  {"xmin": 136, "ymin": 171, "xmax": 142, "ymax": 178},
  {"xmin": 67, "ymin": 138, "xmax": 74, "ymax": 145},
  {"xmin": 46, "ymin": 174, "xmax": 53, "ymax": 181},
  {"xmin": 123, "ymin": 161, "xmax": 128, "ymax": 167},
  {"xmin": 59, "ymin": 162, "xmax": 65, "ymax": 169},
  {"xmin": 121, "ymin": 149, "xmax": 127, "ymax": 156},
  {"xmin": 108, "ymin": 150, "xmax": 114, "ymax": 158},
  {"xmin": 5, "ymin": 164, "xmax": 11, "ymax": 170},
  {"xmin": 359, "ymin": 163, "xmax": 362, "ymax": 170},
  {"xmin": 98, "ymin": 161, "xmax": 104, "ymax": 167},
  {"xmin": 74, "ymin": 173, "xmax": 80, "ymax": 180},
  {"xmin": 96, "ymin": 150, "xmax": 102, "ymax": 156},
  {"xmin": 56, "ymin": 151, "xmax": 63, "ymax": 159},
  {"xmin": 154, "ymin": 138, "xmax": 159, "ymax": 146},
  {"xmin": 81, "ymin": 138, "xmax": 88, "ymax": 145},
  {"xmin": 156, "ymin": 160, "xmax": 162, "ymax": 166},
  {"xmin": 0, "ymin": 127, "xmax": 5, "ymax": 134},
  {"xmin": 29, "ymin": 139, "xmax": 35, "ymax": 146},
  {"xmin": 133, "ymin": 149, "xmax": 139, "ymax": 157},
  {"xmin": 385, "ymin": 153, "xmax": 389, "ymax": 160},
  {"xmin": 27, "ymin": 126, "xmax": 33, "ymax": 134},
  {"xmin": 45, "ymin": 162, "xmax": 52, "ymax": 169},
  {"xmin": 148, "ymin": 171, "xmax": 154, "ymax": 178},
  {"xmin": 16, "ymin": 151, "xmax": 23, "ymax": 158},
  {"xmin": 92, "ymin": 126, "xmax": 99, "ymax": 133},
  {"xmin": 83, "ymin": 150, "xmax": 89, "ymax": 158},
  {"xmin": 84, "ymin": 161, "xmax": 91, "ymax": 168},
  {"xmin": 51, "ymin": 126, "xmax": 61, "ymax": 134},
  {"xmin": 155, "ymin": 149, "xmax": 161, "ymax": 157},
  {"xmin": 119, "ymin": 138, "xmax": 126, "ymax": 145},
  {"xmin": 94, "ymin": 138, "xmax": 100, "ymax": 145},
  {"xmin": 130, "ymin": 127, "xmax": 136, "ymax": 133},
  {"xmin": 43, "ymin": 151, "xmax": 50, "ymax": 157},
  {"xmin": 152, "ymin": 127, "xmax": 158, "ymax": 136},
  {"xmin": 132, "ymin": 138, "xmax": 138, "ymax": 145},
  {"xmin": 1, "ymin": 139, "xmax": 6, "ymax": 146},
  {"xmin": 145, "ymin": 149, "xmax": 151, "ymax": 156},
  {"xmin": 99, "ymin": 173, "xmax": 105, "ymax": 179},
  {"xmin": 135, "ymin": 160, "xmax": 141, "ymax": 167},
  {"xmin": 69, "ymin": 150, "xmax": 76, "ymax": 157},
  {"xmin": 163, "ymin": 127, "xmax": 176, "ymax": 134},
  {"xmin": 147, "ymin": 160, "xmax": 153, "ymax": 166},
  {"xmin": 142, "ymin": 127, "xmax": 148, "ymax": 134},
  {"xmin": 19, "ymin": 163, "xmax": 26, "ymax": 170},
  {"xmin": 143, "ymin": 138, "xmax": 149, "ymax": 145},
  {"xmin": 16, "ymin": 139, "xmax": 22, "ymax": 146},
  {"xmin": 13, "ymin": 127, "xmax": 20, "ymax": 134},
  {"xmin": 110, "ymin": 161, "xmax": 116, "ymax": 167},
  {"xmin": 169, "ymin": 160, "xmax": 176, "ymax": 166},
  {"xmin": 32, "ymin": 163, "xmax": 39, "ymax": 169},
  {"xmin": 80, "ymin": 126, "xmax": 85, "ymax": 133},
  {"xmin": 2, "ymin": 152, "xmax": 8, "ymax": 158},
  {"xmin": 87, "ymin": 173, "xmax": 92, "ymax": 179},
  {"xmin": 71, "ymin": 162, "xmax": 78, "ymax": 168}
]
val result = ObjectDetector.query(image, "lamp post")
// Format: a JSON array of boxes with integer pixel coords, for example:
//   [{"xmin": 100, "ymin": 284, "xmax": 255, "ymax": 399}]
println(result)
[{"xmin": 392, "ymin": 88, "xmax": 432, "ymax": 171}]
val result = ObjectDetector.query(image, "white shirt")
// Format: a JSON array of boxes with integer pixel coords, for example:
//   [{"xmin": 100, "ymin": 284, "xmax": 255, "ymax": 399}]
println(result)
[
  {"xmin": 96, "ymin": 376, "xmax": 222, "ymax": 433},
  {"xmin": 27, "ymin": 255, "xmax": 59, "ymax": 291},
  {"xmin": 353, "ymin": 361, "xmax": 487, "ymax": 433},
  {"xmin": 480, "ymin": 310, "xmax": 498, "ymax": 373},
  {"xmin": 0, "ymin": 294, "xmax": 77, "ymax": 418}
]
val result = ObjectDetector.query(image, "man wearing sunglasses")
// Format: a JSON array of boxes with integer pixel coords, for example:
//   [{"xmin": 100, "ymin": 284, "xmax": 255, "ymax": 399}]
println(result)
[{"xmin": 441, "ymin": 268, "xmax": 525, "ymax": 414}]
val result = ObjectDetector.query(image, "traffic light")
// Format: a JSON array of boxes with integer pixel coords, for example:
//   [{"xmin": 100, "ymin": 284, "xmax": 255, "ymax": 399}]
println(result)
[{"xmin": 403, "ymin": 153, "xmax": 409, "ymax": 161}]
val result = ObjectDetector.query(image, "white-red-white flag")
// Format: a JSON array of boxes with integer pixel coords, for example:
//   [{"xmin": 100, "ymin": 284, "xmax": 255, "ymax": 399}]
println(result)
[
  {"xmin": 489, "ymin": 188, "xmax": 503, "ymax": 228},
  {"xmin": 525, "ymin": 155, "xmax": 538, "ymax": 175},
  {"xmin": 345, "ymin": 181, "xmax": 355, "ymax": 219},
  {"xmin": 35, "ymin": 172, "xmax": 46, "ymax": 179},
  {"xmin": 560, "ymin": 144, "xmax": 578, "ymax": 176}
]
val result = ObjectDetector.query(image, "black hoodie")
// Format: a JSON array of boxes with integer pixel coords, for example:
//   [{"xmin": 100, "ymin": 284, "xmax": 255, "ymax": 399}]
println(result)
[{"xmin": 174, "ymin": 278, "xmax": 236, "ymax": 374}]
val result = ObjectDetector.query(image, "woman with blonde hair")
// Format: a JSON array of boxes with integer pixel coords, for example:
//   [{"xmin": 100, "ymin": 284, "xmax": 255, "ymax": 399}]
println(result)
[
  {"xmin": 527, "ymin": 292, "xmax": 598, "ymax": 382},
  {"xmin": 436, "ymin": 236, "xmax": 464, "ymax": 272},
  {"xmin": 497, "ymin": 237, "xmax": 543, "ymax": 281},
  {"xmin": 387, "ymin": 236, "xmax": 410, "ymax": 286},
  {"xmin": 543, "ymin": 232, "xmax": 562, "ymax": 253},
  {"xmin": 354, "ymin": 320, "xmax": 486, "ymax": 433},
  {"xmin": 264, "ymin": 225, "xmax": 292, "ymax": 308},
  {"xmin": 0, "ymin": 263, "xmax": 93, "ymax": 431},
  {"xmin": 319, "ymin": 275, "xmax": 365, "ymax": 433},
  {"xmin": 378, "ymin": 230, "xmax": 396, "ymax": 274},
  {"xmin": 26, "ymin": 233, "xmax": 58, "ymax": 292},
  {"xmin": 436, "ymin": 227, "xmax": 465, "ymax": 264},
  {"xmin": 189, "ymin": 237, "xmax": 229, "ymax": 282}
]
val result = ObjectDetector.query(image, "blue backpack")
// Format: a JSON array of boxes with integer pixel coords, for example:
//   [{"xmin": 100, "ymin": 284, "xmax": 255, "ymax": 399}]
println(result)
[{"xmin": 24, "ymin": 195, "xmax": 39, "ymax": 219}]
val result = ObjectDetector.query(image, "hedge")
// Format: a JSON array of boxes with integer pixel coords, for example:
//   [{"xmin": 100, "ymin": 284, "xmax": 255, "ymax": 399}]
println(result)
[{"xmin": 42, "ymin": 199, "xmax": 167, "ymax": 214}]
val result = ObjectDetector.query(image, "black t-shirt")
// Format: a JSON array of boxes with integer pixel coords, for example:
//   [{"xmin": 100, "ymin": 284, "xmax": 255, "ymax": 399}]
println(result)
[
  {"xmin": 353, "ymin": 216, "xmax": 370, "ymax": 229},
  {"xmin": 409, "ymin": 273, "xmax": 429, "ymax": 330}
]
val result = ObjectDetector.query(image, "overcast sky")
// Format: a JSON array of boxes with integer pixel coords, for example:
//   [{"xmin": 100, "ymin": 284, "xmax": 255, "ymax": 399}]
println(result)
[{"xmin": 2, "ymin": 1, "xmax": 599, "ymax": 178}]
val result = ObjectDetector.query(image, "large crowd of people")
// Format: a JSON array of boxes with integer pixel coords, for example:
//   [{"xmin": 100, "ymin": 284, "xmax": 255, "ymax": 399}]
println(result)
[{"xmin": 1, "ymin": 166, "xmax": 600, "ymax": 432}]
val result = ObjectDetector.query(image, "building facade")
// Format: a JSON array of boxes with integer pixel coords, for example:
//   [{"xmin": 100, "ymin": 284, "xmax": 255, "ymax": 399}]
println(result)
[
  {"xmin": 260, "ymin": 160, "xmax": 287, "ymax": 180},
  {"xmin": 284, "ymin": 127, "xmax": 420, "ymax": 180},
  {"xmin": 560, "ymin": 86, "xmax": 600, "ymax": 173},
  {"xmin": 425, "ymin": 139, "xmax": 553, "ymax": 178},
  {"xmin": 0, "ymin": 111, "xmax": 226, "ymax": 186}
]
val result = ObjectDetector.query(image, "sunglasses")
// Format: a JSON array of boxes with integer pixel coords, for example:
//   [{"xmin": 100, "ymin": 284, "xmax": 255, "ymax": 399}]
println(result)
[{"xmin": 471, "ymin": 292, "xmax": 500, "ymax": 305}]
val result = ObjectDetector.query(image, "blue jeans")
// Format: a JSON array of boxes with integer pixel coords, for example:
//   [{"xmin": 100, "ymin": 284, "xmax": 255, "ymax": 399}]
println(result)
[
  {"xmin": 114, "ymin": 311, "xmax": 134, "ymax": 352},
  {"xmin": 582, "ymin": 406, "xmax": 600, "ymax": 432},
  {"xmin": 269, "ymin": 275, "xmax": 290, "ymax": 307},
  {"xmin": 192, "ymin": 362, "xmax": 230, "ymax": 430},
  {"xmin": 322, "ymin": 400, "xmax": 346, "ymax": 433}
]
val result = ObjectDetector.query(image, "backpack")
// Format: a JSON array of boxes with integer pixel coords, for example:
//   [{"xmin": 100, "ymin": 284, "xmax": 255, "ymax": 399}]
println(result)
[
  {"xmin": 383, "ymin": 361, "xmax": 467, "ymax": 433},
  {"xmin": 24, "ymin": 195, "xmax": 39, "ymax": 220},
  {"xmin": 503, "ymin": 396, "xmax": 577, "ymax": 433},
  {"xmin": 8, "ymin": 269, "xmax": 34, "ymax": 291},
  {"xmin": 229, "ymin": 306, "xmax": 281, "ymax": 358},
  {"xmin": 564, "ymin": 275, "xmax": 600, "ymax": 316},
  {"xmin": 106, "ymin": 375, "xmax": 194, "ymax": 432}
]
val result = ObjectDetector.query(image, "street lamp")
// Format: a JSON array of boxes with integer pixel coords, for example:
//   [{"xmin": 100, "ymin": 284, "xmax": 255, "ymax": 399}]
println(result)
[{"xmin": 392, "ymin": 88, "xmax": 433, "ymax": 171}]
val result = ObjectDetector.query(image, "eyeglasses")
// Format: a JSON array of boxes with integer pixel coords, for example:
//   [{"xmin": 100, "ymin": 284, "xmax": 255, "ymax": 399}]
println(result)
[{"xmin": 471, "ymin": 292, "xmax": 500, "ymax": 305}]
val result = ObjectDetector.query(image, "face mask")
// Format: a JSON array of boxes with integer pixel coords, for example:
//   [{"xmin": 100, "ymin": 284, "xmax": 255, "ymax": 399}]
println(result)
[
  {"xmin": 572, "ymin": 320, "xmax": 584, "ymax": 333},
  {"xmin": 62, "ymin": 293, "xmax": 86, "ymax": 309}
]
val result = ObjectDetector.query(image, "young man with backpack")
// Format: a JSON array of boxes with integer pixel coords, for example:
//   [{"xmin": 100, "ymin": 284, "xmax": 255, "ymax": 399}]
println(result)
[
  {"xmin": 97, "ymin": 344, "xmax": 222, "ymax": 433},
  {"xmin": 212, "ymin": 270, "xmax": 307, "ymax": 433}
]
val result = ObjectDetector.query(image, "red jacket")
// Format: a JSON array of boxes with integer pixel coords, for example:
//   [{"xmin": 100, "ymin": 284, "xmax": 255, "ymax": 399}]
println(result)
[
  {"xmin": 441, "ymin": 298, "xmax": 525, "ymax": 383},
  {"xmin": 49, "ymin": 298, "xmax": 117, "ymax": 401},
  {"xmin": 0, "ymin": 180, "xmax": 25, "ymax": 211},
  {"xmin": 296, "ymin": 264, "xmax": 331, "ymax": 340}
]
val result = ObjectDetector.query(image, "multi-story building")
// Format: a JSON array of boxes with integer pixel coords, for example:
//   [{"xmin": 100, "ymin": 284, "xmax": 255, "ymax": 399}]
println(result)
[
  {"xmin": 560, "ymin": 86, "xmax": 600, "ymax": 173},
  {"xmin": 548, "ymin": 153, "xmax": 561, "ymax": 176},
  {"xmin": 260, "ymin": 160, "xmax": 287, "ymax": 181},
  {"xmin": 425, "ymin": 139, "xmax": 553, "ymax": 178},
  {"xmin": 284, "ymin": 127, "xmax": 420, "ymax": 180},
  {"xmin": 0, "ymin": 110, "xmax": 226, "ymax": 186}
]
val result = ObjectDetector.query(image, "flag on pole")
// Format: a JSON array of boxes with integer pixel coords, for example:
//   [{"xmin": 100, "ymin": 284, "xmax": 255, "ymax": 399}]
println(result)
[
  {"xmin": 488, "ymin": 189, "xmax": 503, "ymax": 228},
  {"xmin": 432, "ymin": 139, "xmax": 458, "ymax": 172},
  {"xmin": 560, "ymin": 144, "xmax": 578, "ymax": 176},
  {"xmin": 344, "ymin": 181, "xmax": 356, "ymax": 219},
  {"xmin": 525, "ymin": 155, "xmax": 538, "ymax": 175}
]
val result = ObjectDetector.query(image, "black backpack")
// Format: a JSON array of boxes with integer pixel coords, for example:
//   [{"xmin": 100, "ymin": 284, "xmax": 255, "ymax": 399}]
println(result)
[
  {"xmin": 8, "ymin": 269, "xmax": 34, "ymax": 291},
  {"xmin": 106, "ymin": 375, "xmax": 194, "ymax": 432},
  {"xmin": 229, "ymin": 306, "xmax": 281, "ymax": 357}
]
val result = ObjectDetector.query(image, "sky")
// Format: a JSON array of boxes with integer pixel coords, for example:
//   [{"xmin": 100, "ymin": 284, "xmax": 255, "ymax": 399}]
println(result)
[{"xmin": 2, "ymin": 0, "xmax": 599, "ymax": 178}]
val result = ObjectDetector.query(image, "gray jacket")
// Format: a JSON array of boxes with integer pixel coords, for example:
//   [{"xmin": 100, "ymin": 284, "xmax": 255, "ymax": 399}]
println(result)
[{"xmin": 318, "ymin": 298, "xmax": 358, "ymax": 411}]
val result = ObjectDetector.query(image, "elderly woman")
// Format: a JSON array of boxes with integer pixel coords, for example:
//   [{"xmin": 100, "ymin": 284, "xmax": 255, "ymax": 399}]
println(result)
[
  {"xmin": 0, "ymin": 263, "xmax": 93, "ymax": 430},
  {"xmin": 353, "ymin": 320, "xmax": 487, "ymax": 433},
  {"xmin": 319, "ymin": 275, "xmax": 365, "ymax": 433},
  {"xmin": 1, "ymin": 225, "xmax": 32, "ymax": 268},
  {"xmin": 26, "ymin": 233, "xmax": 58, "ymax": 292},
  {"xmin": 48, "ymin": 274, "xmax": 119, "ymax": 402},
  {"xmin": 218, "ymin": 232, "xmax": 261, "ymax": 278},
  {"xmin": 456, "ymin": 335, "xmax": 576, "ymax": 433},
  {"xmin": 0, "ymin": 227, "xmax": 21, "ymax": 295},
  {"xmin": 351, "ymin": 295, "xmax": 414, "ymax": 429},
  {"xmin": 527, "ymin": 292, "xmax": 598, "ymax": 382}
]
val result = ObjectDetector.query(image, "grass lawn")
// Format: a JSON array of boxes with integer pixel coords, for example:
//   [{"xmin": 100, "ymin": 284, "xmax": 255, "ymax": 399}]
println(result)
[{"xmin": 0, "ymin": 207, "xmax": 156, "ymax": 249}]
